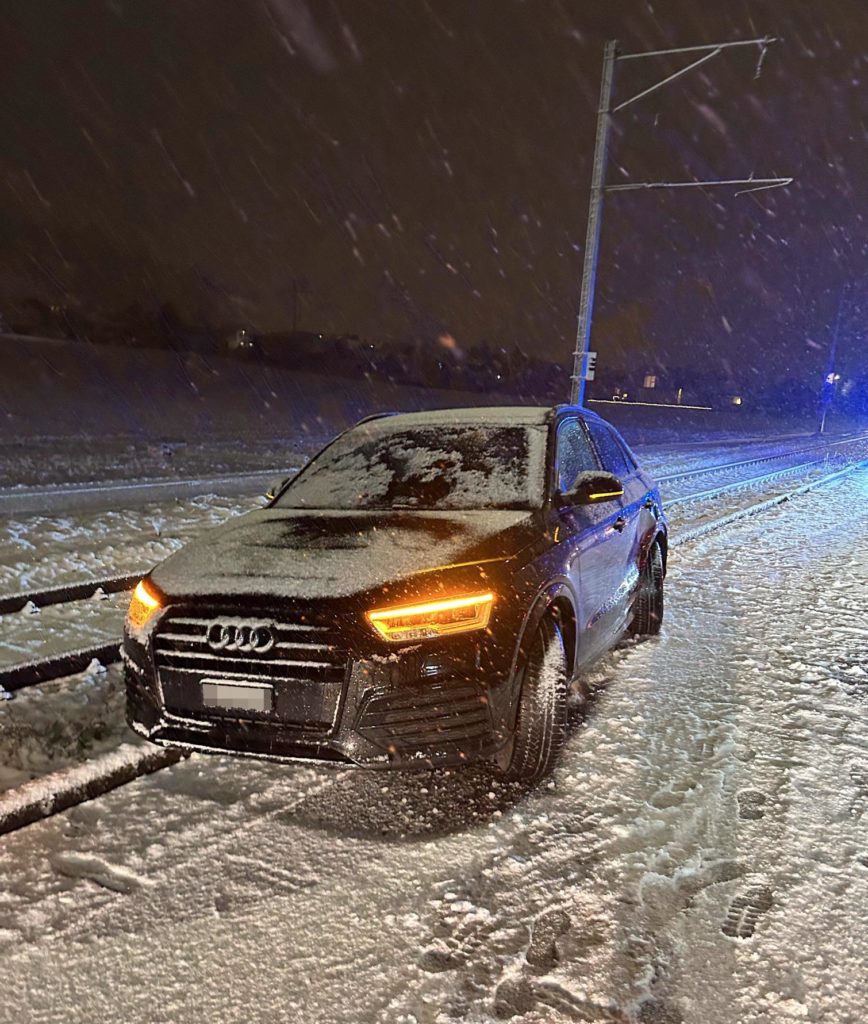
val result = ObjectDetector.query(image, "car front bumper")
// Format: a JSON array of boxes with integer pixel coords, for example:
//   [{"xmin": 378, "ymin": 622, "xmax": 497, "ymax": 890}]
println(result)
[{"xmin": 124, "ymin": 637, "xmax": 510, "ymax": 771}]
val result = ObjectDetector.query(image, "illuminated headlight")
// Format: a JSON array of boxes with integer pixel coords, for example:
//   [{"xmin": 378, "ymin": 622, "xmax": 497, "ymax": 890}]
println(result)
[
  {"xmin": 366, "ymin": 593, "xmax": 494, "ymax": 643},
  {"xmin": 127, "ymin": 579, "xmax": 163, "ymax": 631}
]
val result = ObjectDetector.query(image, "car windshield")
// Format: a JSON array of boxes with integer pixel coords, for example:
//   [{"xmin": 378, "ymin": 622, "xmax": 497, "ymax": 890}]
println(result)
[{"xmin": 276, "ymin": 421, "xmax": 547, "ymax": 511}]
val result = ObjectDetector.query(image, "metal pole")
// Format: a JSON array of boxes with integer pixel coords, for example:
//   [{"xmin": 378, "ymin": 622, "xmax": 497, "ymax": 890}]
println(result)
[
  {"xmin": 817, "ymin": 284, "xmax": 846, "ymax": 434},
  {"xmin": 570, "ymin": 40, "xmax": 618, "ymax": 406},
  {"xmin": 291, "ymin": 278, "xmax": 299, "ymax": 334}
]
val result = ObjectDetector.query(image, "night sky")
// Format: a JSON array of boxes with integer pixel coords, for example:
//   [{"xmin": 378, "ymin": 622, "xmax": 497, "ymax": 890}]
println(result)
[{"xmin": 2, "ymin": 0, "xmax": 866, "ymax": 390}]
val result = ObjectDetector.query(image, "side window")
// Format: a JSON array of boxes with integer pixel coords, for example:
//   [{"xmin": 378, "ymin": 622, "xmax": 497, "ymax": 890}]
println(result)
[
  {"xmin": 556, "ymin": 419, "xmax": 597, "ymax": 493},
  {"xmin": 613, "ymin": 430, "xmax": 639, "ymax": 472},
  {"xmin": 586, "ymin": 421, "xmax": 630, "ymax": 478}
]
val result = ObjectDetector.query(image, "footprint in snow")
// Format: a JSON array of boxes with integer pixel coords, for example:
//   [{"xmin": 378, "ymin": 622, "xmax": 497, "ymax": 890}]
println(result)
[
  {"xmin": 737, "ymin": 790, "xmax": 767, "ymax": 820},
  {"xmin": 638, "ymin": 999, "xmax": 684, "ymax": 1024},
  {"xmin": 505, "ymin": 978, "xmax": 632, "ymax": 1022},
  {"xmin": 721, "ymin": 885, "xmax": 773, "ymax": 939},
  {"xmin": 525, "ymin": 907, "xmax": 572, "ymax": 973}
]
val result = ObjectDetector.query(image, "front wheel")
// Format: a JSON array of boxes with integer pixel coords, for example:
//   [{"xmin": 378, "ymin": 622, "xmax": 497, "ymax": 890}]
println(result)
[
  {"xmin": 629, "ymin": 542, "xmax": 664, "ymax": 636},
  {"xmin": 496, "ymin": 614, "xmax": 569, "ymax": 784}
]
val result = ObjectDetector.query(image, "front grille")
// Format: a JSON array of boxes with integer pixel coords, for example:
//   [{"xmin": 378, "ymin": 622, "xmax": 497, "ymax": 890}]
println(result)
[
  {"xmin": 355, "ymin": 681, "xmax": 492, "ymax": 751},
  {"xmin": 153, "ymin": 609, "xmax": 347, "ymax": 732}
]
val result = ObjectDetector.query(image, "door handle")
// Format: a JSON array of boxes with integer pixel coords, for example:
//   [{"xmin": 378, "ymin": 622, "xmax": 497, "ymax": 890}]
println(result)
[{"xmin": 613, "ymin": 516, "xmax": 627, "ymax": 533}]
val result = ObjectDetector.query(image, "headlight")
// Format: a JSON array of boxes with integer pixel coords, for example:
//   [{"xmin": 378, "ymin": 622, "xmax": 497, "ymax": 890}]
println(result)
[
  {"xmin": 127, "ymin": 579, "xmax": 163, "ymax": 631},
  {"xmin": 366, "ymin": 592, "xmax": 494, "ymax": 643}
]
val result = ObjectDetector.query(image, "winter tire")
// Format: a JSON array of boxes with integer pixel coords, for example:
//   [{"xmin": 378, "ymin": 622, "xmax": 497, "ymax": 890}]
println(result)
[
  {"xmin": 498, "ymin": 614, "xmax": 569, "ymax": 784},
  {"xmin": 629, "ymin": 541, "xmax": 664, "ymax": 636}
]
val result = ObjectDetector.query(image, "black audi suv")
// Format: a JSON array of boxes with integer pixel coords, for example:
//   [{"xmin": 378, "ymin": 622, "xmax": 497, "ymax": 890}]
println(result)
[{"xmin": 124, "ymin": 405, "xmax": 667, "ymax": 782}]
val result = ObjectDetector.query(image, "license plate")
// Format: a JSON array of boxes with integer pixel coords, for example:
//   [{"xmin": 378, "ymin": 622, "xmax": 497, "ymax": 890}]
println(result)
[{"xmin": 201, "ymin": 680, "xmax": 273, "ymax": 713}]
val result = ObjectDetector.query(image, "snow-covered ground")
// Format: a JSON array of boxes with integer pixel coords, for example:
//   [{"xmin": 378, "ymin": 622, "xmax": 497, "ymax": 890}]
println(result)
[
  {"xmin": 0, "ymin": 433, "xmax": 319, "ymax": 491},
  {"xmin": 0, "ymin": 494, "xmax": 247, "ymax": 593},
  {"xmin": 0, "ymin": 662, "xmax": 126, "ymax": 792},
  {"xmin": 0, "ymin": 459, "xmax": 865, "ymax": 1022}
]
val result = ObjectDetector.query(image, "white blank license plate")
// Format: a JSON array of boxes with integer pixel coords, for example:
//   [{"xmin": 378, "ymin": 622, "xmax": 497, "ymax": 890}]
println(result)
[{"xmin": 201, "ymin": 680, "xmax": 272, "ymax": 713}]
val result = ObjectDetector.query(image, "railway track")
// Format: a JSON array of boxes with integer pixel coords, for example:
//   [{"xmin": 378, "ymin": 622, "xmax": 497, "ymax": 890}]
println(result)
[
  {"xmin": 655, "ymin": 429, "xmax": 868, "ymax": 485},
  {"xmin": 0, "ymin": 572, "xmax": 141, "ymax": 616},
  {"xmin": 670, "ymin": 457, "xmax": 868, "ymax": 547},
  {"xmin": 663, "ymin": 457, "xmax": 828, "ymax": 508},
  {"xmin": 0, "ymin": 466, "xmax": 291, "ymax": 516},
  {"xmin": 1, "ymin": 444, "xmax": 867, "ymax": 837}
]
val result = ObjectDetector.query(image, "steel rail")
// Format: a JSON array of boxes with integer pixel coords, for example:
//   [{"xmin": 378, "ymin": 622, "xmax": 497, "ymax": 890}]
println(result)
[
  {"xmin": 0, "ymin": 744, "xmax": 185, "ymax": 836},
  {"xmin": 0, "ymin": 641, "xmax": 121, "ymax": 693},
  {"xmin": 672, "ymin": 458, "xmax": 868, "ymax": 548},
  {"xmin": 662, "ymin": 458, "xmax": 827, "ymax": 509},
  {"xmin": 0, "ymin": 572, "xmax": 142, "ymax": 615},
  {"xmin": 1, "ymin": 458, "xmax": 866, "ymax": 837},
  {"xmin": 0, "ymin": 466, "xmax": 295, "ymax": 517},
  {"xmin": 656, "ymin": 431, "xmax": 868, "ymax": 485}
]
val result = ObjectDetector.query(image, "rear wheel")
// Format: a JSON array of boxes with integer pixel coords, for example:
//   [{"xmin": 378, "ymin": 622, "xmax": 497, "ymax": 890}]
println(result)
[
  {"xmin": 497, "ymin": 614, "xmax": 569, "ymax": 784},
  {"xmin": 629, "ymin": 542, "xmax": 664, "ymax": 636}
]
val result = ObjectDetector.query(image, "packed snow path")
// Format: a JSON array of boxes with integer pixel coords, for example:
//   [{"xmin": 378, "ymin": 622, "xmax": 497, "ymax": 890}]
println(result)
[{"xmin": 1, "ymin": 471, "xmax": 866, "ymax": 1023}]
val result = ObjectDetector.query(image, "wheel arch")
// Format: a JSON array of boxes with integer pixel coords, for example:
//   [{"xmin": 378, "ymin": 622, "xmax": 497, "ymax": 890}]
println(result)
[
  {"xmin": 655, "ymin": 527, "xmax": 668, "ymax": 576},
  {"xmin": 640, "ymin": 525, "xmax": 668, "ymax": 576},
  {"xmin": 508, "ymin": 580, "xmax": 579, "ymax": 690},
  {"xmin": 496, "ymin": 582, "xmax": 575, "ymax": 782}
]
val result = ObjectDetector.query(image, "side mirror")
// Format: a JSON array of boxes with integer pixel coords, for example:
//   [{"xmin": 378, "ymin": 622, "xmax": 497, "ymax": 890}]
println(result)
[
  {"xmin": 563, "ymin": 471, "xmax": 624, "ymax": 506},
  {"xmin": 264, "ymin": 476, "xmax": 290, "ymax": 502}
]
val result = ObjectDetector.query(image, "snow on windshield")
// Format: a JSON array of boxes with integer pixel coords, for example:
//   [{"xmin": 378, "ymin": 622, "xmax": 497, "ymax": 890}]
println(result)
[{"xmin": 276, "ymin": 421, "xmax": 547, "ymax": 511}]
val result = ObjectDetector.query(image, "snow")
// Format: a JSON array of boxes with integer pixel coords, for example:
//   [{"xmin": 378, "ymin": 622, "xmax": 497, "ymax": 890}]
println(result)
[
  {"xmin": 0, "ymin": 494, "xmax": 247, "ymax": 592},
  {"xmin": 365, "ymin": 407, "xmax": 552, "ymax": 427},
  {"xmin": 0, "ymin": 742, "xmax": 158, "ymax": 826},
  {"xmin": 0, "ymin": 662, "xmax": 126, "ymax": 791},
  {"xmin": 0, "ymin": 462, "xmax": 866, "ymax": 1022},
  {"xmin": 150, "ymin": 508, "xmax": 535, "ymax": 600}
]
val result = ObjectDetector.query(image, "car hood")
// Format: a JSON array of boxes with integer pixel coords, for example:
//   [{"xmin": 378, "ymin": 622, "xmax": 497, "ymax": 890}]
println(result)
[{"xmin": 149, "ymin": 507, "xmax": 539, "ymax": 601}]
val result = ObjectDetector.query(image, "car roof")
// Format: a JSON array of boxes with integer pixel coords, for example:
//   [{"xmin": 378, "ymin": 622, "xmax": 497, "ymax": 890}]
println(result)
[{"xmin": 356, "ymin": 404, "xmax": 606, "ymax": 430}]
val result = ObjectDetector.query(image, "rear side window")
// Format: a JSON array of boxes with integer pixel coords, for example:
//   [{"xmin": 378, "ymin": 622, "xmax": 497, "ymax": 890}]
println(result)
[
  {"xmin": 586, "ymin": 420, "xmax": 632, "ymax": 478},
  {"xmin": 555, "ymin": 419, "xmax": 598, "ymax": 492}
]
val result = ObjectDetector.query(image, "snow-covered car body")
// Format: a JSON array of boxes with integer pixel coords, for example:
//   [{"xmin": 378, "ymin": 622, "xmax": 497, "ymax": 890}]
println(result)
[{"xmin": 124, "ymin": 405, "xmax": 667, "ymax": 775}]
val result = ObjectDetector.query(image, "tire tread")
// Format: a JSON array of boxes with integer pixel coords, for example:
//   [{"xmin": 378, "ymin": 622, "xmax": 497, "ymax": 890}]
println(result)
[{"xmin": 501, "ymin": 615, "xmax": 568, "ymax": 783}]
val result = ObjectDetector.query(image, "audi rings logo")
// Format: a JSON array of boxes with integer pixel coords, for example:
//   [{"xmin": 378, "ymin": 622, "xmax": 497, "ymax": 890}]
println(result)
[{"xmin": 207, "ymin": 620, "xmax": 275, "ymax": 653}]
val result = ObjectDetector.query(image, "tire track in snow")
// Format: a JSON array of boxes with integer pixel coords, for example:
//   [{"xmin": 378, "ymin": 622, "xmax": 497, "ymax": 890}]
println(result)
[{"xmin": 0, "ymin": 756, "xmax": 338, "ymax": 945}]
